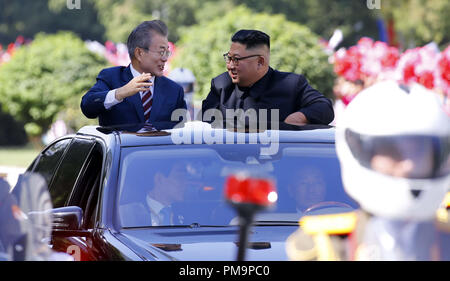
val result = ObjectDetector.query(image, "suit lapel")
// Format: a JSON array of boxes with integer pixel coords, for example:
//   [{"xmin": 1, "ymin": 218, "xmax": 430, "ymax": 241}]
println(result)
[
  {"xmin": 122, "ymin": 65, "xmax": 144, "ymax": 123},
  {"xmin": 121, "ymin": 65, "xmax": 134, "ymax": 83},
  {"xmin": 129, "ymin": 93, "xmax": 145, "ymax": 123},
  {"xmin": 149, "ymin": 76, "xmax": 165, "ymax": 122}
]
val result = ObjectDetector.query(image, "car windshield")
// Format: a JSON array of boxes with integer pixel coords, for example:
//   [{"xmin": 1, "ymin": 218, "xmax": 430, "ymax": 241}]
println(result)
[{"xmin": 117, "ymin": 143, "xmax": 358, "ymax": 228}]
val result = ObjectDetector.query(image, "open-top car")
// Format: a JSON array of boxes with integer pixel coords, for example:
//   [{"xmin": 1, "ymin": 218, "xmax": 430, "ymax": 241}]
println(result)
[{"xmin": 25, "ymin": 122, "xmax": 358, "ymax": 260}]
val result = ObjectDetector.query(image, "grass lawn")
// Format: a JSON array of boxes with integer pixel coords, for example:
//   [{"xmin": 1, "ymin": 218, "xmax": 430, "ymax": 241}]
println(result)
[{"xmin": 0, "ymin": 144, "xmax": 42, "ymax": 168}]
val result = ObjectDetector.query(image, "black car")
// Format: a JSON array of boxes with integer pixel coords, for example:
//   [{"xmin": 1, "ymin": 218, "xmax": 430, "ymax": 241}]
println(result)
[{"xmin": 25, "ymin": 122, "xmax": 358, "ymax": 261}]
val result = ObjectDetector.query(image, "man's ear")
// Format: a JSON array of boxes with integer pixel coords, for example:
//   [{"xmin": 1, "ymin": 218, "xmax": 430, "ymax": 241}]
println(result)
[
  {"xmin": 257, "ymin": 56, "xmax": 264, "ymax": 66},
  {"xmin": 134, "ymin": 48, "xmax": 143, "ymax": 62},
  {"xmin": 257, "ymin": 55, "xmax": 267, "ymax": 69}
]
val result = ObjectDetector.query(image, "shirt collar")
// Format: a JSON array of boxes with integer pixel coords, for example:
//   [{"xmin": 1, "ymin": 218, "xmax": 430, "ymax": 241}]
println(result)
[
  {"xmin": 247, "ymin": 67, "xmax": 273, "ymax": 99},
  {"xmin": 130, "ymin": 63, "xmax": 155, "ymax": 84},
  {"xmin": 146, "ymin": 194, "xmax": 167, "ymax": 215}
]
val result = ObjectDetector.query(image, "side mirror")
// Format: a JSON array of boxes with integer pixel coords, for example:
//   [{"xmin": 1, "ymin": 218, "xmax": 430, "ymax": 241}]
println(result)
[
  {"xmin": 52, "ymin": 206, "xmax": 83, "ymax": 231},
  {"xmin": 51, "ymin": 206, "xmax": 91, "ymax": 237}
]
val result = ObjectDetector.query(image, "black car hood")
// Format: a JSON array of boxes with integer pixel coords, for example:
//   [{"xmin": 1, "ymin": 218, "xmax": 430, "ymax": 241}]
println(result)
[{"xmin": 118, "ymin": 226, "xmax": 298, "ymax": 261}]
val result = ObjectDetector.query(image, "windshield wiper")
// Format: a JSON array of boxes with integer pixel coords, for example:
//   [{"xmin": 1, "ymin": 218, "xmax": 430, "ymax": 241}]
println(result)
[
  {"xmin": 122, "ymin": 223, "xmax": 230, "ymax": 229},
  {"xmin": 251, "ymin": 221, "xmax": 299, "ymax": 226}
]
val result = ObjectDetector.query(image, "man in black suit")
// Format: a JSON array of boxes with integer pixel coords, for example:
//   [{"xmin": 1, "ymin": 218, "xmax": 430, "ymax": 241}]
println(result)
[{"xmin": 201, "ymin": 29, "xmax": 334, "ymax": 127}]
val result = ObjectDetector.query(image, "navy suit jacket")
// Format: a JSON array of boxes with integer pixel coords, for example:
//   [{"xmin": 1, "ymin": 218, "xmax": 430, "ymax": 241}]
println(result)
[
  {"xmin": 81, "ymin": 65, "xmax": 186, "ymax": 127},
  {"xmin": 201, "ymin": 67, "xmax": 334, "ymax": 125}
]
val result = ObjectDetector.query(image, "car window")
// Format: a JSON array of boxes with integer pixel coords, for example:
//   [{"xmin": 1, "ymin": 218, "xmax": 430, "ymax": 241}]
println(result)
[
  {"xmin": 50, "ymin": 138, "xmax": 95, "ymax": 208},
  {"xmin": 30, "ymin": 138, "xmax": 71, "ymax": 188},
  {"xmin": 67, "ymin": 144, "xmax": 103, "ymax": 229},
  {"xmin": 117, "ymin": 143, "xmax": 359, "ymax": 228}
]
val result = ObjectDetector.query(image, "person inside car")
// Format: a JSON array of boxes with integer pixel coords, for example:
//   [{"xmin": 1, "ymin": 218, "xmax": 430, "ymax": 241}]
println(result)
[
  {"xmin": 146, "ymin": 163, "xmax": 189, "ymax": 226},
  {"xmin": 120, "ymin": 162, "xmax": 190, "ymax": 226},
  {"xmin": 287, "ymin": 166, "xmax": 327, "ymax": 216}
]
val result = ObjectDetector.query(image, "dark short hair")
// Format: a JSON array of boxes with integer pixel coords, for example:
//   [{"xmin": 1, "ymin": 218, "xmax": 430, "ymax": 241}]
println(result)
[
  {"xmin": 127, "ymin": 20, "xmax": 168, "ymax": 59},
  {"xmin": 231, "ymin": 29, "xmax": 270, "ymax": 50}
]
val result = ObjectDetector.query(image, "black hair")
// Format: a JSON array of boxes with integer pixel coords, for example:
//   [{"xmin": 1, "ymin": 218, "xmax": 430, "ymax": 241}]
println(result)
[
  {"xmin": 231, "ymin": 29, "xmax": 270, "ymax": 50},
  {"xmin": 127, "ymin": 20, "xmax": 168, "ymax": 59}
]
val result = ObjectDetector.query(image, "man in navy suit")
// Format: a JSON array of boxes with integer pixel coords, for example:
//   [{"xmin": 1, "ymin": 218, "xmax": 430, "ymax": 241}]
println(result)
[
  {"xmin": 81, "ymin": 20, "xmax": 186, "ymax": 128},
  {"xmin": 201, "ymin": 29, "xmax": 334, "ymax": 127}
]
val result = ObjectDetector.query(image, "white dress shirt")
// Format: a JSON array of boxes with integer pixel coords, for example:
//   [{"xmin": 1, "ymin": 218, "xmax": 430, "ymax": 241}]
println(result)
[{"xmin": 146, "ymin": 195, "xmax": 170, "ymax": 226}]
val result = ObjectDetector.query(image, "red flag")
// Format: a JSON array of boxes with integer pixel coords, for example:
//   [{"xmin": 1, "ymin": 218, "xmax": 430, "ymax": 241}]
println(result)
[{"xmin": 387, "ymin": 17, "xmax": 398, "ymax": 47}]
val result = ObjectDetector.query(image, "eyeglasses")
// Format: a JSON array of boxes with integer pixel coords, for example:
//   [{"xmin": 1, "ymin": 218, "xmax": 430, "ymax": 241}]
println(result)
[
  {"xmin": 223, "ymin": 53, "xmax": 261, "ymax": 65},
  {"xmin": 141, "ymin": 47, "xmax": 172, "ymax": 58}
]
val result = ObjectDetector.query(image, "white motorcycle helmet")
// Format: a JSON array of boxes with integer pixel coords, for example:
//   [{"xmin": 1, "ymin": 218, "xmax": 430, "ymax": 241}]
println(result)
[{"xmin": 336, "ymin": 80, "xmax": 450, "ymax": 221}]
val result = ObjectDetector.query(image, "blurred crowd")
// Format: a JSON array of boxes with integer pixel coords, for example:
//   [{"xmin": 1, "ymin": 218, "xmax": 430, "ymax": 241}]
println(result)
[
  {"xmin": 330, "ymin": 37, "xmax": 450, "ymax": 117},
  {"xmin": 0, "ymin": 36, "xmax": 30, "ymax": 66}
]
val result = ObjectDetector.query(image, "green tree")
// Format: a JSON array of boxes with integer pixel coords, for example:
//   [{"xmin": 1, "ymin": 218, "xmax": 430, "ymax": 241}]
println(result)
[
  {"xmin": 0, "ymin": 32, "xmax": 108, "ymax": 139},
  {"xmin": 0, "ymin": 0, "xmax": 105, "ymax": 45},
  {"xmin": 0, "ymin": 106, "xmax": 27, "ymax": 146},
  {"xmin": 90, "ymin": 0, "xmax": 381, "ymax": 47},
  {"xmin": 382, "ymin": 0, "xmax": 450, "ymax": 48},
  {"xmin": 171, "ymin": 6, "xmax": 335, "ymax": 102},
  {"xmin": 191, "ymin": 0, "xmax": 379, "ymax": 47},
  {"xmin": 92, "ymin": 0, "xmax": 199, "ymax": 43},
  {"xmin": 223, "ymin": 0, "xmax": 380, "ymax": 47}
]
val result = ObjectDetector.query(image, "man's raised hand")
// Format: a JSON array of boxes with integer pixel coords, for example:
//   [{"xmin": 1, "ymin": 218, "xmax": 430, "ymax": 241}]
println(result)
[{"xmin": 115, "ymin": 73, "xmax": 153, "ymax": 101}]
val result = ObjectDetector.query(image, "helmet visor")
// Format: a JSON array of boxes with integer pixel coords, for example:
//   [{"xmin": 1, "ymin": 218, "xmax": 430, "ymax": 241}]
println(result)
[{"xmin": 345, "ymin": 129, "xmax": 450, "ymax": 179}]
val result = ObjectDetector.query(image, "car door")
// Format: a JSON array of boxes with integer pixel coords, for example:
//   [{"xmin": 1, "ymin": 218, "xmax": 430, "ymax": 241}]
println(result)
[
  {"xmin": 46, "ymin": 137, "xmax": 96, "ymax": 208},
  {"xmin": 47, "ymin": 138, "xmax": 106, "ymax": 260},
  {"xmin": 27, "ymin": 137, "xmax": 100, "ymax": 259}
]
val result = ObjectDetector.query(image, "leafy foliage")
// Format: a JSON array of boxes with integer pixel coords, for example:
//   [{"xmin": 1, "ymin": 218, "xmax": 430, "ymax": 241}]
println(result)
[
  {"xmin": 91, "ymin": 0, "xmax": 199, "ymax": 43},
  {"xmin": 382, "ymin": 0, "xmax": 450, "ymax": 48},
  {"xmin": 171, "ymin": 6, "xmax": 335, "ymax": 101},
  {"xmin": 0, "ymin": 106, "xmax": 27, "ymax": 146},
  {"xmin": 227, "ymin": 0, "xmax": 380, "ymax": 48},
  {"xmin": 0, "ymin": 32, "xmax": 108, "ymax": 137},
  {"xmin": 1, "ymin": 0, "xmax": 448, "ymax": 49},
  {"xmin": 0, "ymin": 0, "xmax": 105, "ymax": 45},
  {"xmin": 89, "ymin": 0, "xmax": 381, "ymax": 48}
]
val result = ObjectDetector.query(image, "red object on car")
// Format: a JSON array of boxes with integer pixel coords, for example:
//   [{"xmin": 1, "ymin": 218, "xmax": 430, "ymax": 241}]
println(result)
[{"xmin": 224, "ymin": 174, "xmax": 277, "ymax": 207}]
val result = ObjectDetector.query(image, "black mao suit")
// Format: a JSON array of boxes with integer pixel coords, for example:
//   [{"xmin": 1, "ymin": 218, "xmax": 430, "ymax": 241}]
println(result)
[{"xmin": 201, "ymin": 67, "xmax": 334, "ymax": 126}]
